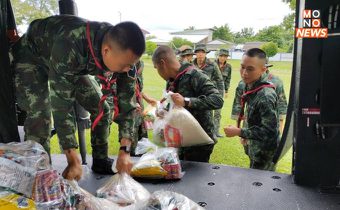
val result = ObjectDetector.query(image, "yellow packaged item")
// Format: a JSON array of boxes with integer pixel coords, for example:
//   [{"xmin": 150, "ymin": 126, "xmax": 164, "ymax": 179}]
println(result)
[{"xmin": 0, "ymin": 192, "xmax": 36, "ymax": 210}]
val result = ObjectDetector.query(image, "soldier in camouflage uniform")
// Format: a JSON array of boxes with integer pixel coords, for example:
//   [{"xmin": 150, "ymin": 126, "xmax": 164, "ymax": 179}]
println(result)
[
  {"xmin": 214, "ymin": 48, "xmax": 232, "ymax": 137},
  {"xmin": 224, "ymin": 48, "xmax": 279, "ymax": 171},
  {"xmin": 231, "ymin": 60, "xmax": 287, "ymax": 132},
  {"xmin": 152, "ymin": 46, "xmax": 223, "ymax": 162},
  {"xmin": 11, "ymin": 15, "xmax": 145, "ymax": 179},
  {"xmin": 193, "ymin": 44, "xmax": 224, "ymax": 138},
  {"xmin": 177, "ymin": 45, "xmax": 195, "ymax": 64}
]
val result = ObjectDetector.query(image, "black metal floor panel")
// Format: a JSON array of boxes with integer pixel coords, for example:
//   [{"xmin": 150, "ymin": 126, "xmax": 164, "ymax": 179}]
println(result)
[{"xmin": 51, "ymin": 155, "xmax": 340, "ymax": 210}]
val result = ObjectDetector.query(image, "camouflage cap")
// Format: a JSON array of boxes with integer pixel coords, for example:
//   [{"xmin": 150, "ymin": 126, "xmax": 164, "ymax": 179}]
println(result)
[
  {"xmin": 194, "ymin": 44, "xmax": 208, "ymax": 53},
  {"xmin": 178, "ymin": 45, "xmax": 195, "ymax": 56},
  {"xmin": 265, "ymin": 57, "xmax": 273, "ymax": 68},
  {"xmin": 218, "ymin": 48, "xmax": 229, "ymax": 56}
]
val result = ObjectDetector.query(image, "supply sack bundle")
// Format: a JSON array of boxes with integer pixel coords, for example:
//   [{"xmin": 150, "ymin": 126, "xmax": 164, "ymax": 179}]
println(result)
[
  {"xmin": 143, "ymin": 190, "xmax": 205, "ymax": 210},
  {"xmin": 131, "ymin": 147, "xmax": 184, "ymax": 180},
  {"xmin": 67, "ymin": 180, "xmax": 121, "ymax": 210},
  {"xmin": 0, "ymin": 140, "xmax": 50, "ymax": 198},
  {"xmin": 96, "ymin": 173, "xmax": 150, "ymax": 206},
  {"xmin": 0, "ymin": 140, "xmax": 50, "ymax": 171},
  {"xmin": 153, "ymin": 92, "xmax": 214, "ymax": 147},
  {"xmin": 134, "ymin": 138, "xmax": 158, "ymax": 156}
]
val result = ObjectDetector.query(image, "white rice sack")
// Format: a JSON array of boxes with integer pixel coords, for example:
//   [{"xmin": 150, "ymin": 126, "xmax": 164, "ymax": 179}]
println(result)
[{"xmin": 163, "ymin": 106, "xmax": 214, "ymax": 147}]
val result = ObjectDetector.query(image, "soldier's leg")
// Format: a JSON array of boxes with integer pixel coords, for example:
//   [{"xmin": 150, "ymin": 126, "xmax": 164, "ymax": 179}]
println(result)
[
  {"xmin": 214, "ymin": 109, "xmax": 222, "ymax": 137},
  {"xmin": 75, "ymin": 76, "xmax": 114, "ymax": 174},
  {"xmin": 13, "ymin": 40, "xmax": 51, "ymax": 154},
  {"xmin": 249, "ymin": 150, "xmax": 276, "ymax": 171},
  {"xmin": 75, "ymin": 76, "xmax": 110, "ymax": 159}
]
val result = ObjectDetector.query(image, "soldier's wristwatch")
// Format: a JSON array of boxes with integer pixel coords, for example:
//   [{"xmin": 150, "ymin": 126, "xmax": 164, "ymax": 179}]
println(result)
[
  {"xmin": 184, "ymin": 97, "xmax": 190, "ymax": 107},
  {"xmin": 119, "ymin": 145, "xmax": 131, "ymax": 154}
]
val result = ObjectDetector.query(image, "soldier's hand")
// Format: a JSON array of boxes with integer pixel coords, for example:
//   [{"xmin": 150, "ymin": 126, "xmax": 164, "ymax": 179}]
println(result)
[
  {"xmin": 240, "ymin": 138, "xmax": 248, "ymax": 146},
  {"xmin": 224, "ymin": 125, "xmax": 241, "ymax": 137},
  {"xmin": 63, "ymin": 148, "xmax": 82, "ymax": 180},
  {"xmin": 62, "ymin": 162, "xmax": 83, "ymax": 181},
  {"xmin": 116, "ymin": 152, "xmax": 133, "ymax": 174},
  {"xmin": 136, "ymin": 103, "xmax": 142, "ymax": 113},
  {"xmin": 224, "ymin": 92, "xmax": 228, "ymax": 98},
  {"xmin": 171, "ymin": 93, "xmax": 185, "ymax": 107},
  {"xmin": 148, "ymin": 98, "xmax": 158, "ymax": 107}
]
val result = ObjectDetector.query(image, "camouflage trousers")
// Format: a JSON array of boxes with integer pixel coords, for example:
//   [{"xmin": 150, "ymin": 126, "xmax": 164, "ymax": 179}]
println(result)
[
  {"xmin": 12, "ymin": 36, "xmax": 110, "ymax": 159},
  {"xmin": 213, "ymin": 109, "xmax": 222, "ymax": 135},
  {"xmin": 247, "ymin": 144, "xmax": 276, "ymax": 171}
]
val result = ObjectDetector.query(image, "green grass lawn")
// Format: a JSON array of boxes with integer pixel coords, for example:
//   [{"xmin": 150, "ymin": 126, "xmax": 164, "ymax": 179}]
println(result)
[{"xmin": 50, "ymin": 57, "xmax": 293, "ymax": 174}]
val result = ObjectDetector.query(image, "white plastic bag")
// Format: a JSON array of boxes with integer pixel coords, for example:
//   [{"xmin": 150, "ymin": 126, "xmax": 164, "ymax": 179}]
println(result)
[
  {"xmin": 153, "ymin": 92, "xmax": 214, "ymax": 147},
  {"xmin": 67, "ymin": 180, "xmax": 121, "ymax": 210},
  {"xmin": 96, "ymin": 173, "xmax": 150, "ymax": 206},
  {"xmin": 131, "ymin": 148, "xmax": 184, "ymax": 180},
  {"xmin": 135, "ymin": 138, "xmax": 158, "ymax": 155},
  {"xmin": 145, "ymin": 190, "xmax": 205, "ymax": 210}
]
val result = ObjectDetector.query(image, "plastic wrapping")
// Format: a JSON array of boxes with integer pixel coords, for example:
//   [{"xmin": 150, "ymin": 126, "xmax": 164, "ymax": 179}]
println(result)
[
  {"xmin": 96, "ymin": 173, "xmax": 150, "ymax": 206},
  {"xmin": 0, "ymin": 157, "xmax": 36, "ymax": 198},
  {"xmin": 152, "ymin": 93, "xmax": 214, "ymax": 148},
  {"xmin": 32, "ymin": 169, "xmax": 64, "ymax": 209},
  {"xmin": 135, "ymin": 138, "xmax": 158, "ymax": 155},
  {"xmin": 0, "ymin": 190, "xmax": 36, "ymax": 209},
  {"xmin": 131, "ymin": 148, "xmax": 184, "ymax": 180},
  {"xmin": 0, "ymin": 140, "xmax": 50, "ymax": 171},
  {"xmin": 143, "ymin": 105, "xmax": 157, "ymax": 130},
  {"xmin": 163, "ymin": 106, "xmax": 214, "ymax": 147},
  {"xmin": 145, "ymin": 190, "xmax": 205, "ymax": 210},
  {"xmin": 66, "ymin": 180, "xmax": 120, "ymax": 210}
]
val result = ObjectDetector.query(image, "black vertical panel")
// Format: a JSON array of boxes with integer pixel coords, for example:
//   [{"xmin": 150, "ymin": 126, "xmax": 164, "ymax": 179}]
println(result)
[
  {"xmin": 320, "ymin": 36, "xmax": 340, "ymax": 126},
  {"xmin": 0, "ymin": 0, "xmax": 20, "ymax": 142},
  {"xmin": 293, "ymin": 0, "xmax": 340, "ymax": 187}
]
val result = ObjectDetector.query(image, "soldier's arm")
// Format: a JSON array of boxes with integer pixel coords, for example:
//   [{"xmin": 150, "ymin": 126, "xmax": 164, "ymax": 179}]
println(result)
[
  {"xmin": 114, "ymin": 71, "xmax": 137, "ymax": 143},
  {"xmin": 189, "ymin": 72, "xmax": 224, "ymax": 110},
  {"xmin": 225, "ymin": 65, "xmax": 232, "ymax": 92},
  {"xmin": 240, "ymin": 91, "xmax": 279, "ymax": 144},
  {"xmin": 212, "ymin": 63, "xmax": 225, "ymax": 95},
  {"xmin": 276, "ymin": 81, "xmax": 288, "ymax": 119},
  {"xmin": 231, "ymin": 82, "xmax": 243, "ymax": 120}
]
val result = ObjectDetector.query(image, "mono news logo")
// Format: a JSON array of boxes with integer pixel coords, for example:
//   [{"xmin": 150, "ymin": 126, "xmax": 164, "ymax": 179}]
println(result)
[{"xmin": 295, "ymin": 9, "xmax": 328, "ymax": 38}]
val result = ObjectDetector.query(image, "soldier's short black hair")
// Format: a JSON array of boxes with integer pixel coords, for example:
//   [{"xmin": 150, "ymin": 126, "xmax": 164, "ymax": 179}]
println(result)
[
  {"xmin": 152, "ymin": 46, "xmax": 175, "ymax": 64},
  {"xmin": 244, "ymin": 48, "xmax": 267, "ymax": 60},
  {"xmin": 104, "ymin": 21, "xmax": 145, "ymax": 56}
]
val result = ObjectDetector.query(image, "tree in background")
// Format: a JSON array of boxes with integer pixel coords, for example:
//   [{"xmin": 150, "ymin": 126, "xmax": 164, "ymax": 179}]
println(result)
[
  {"xmin": 213, "ymin": 24, "xmax": 234, "ymax": 42},
  {"xmin": 255, "ymin": 26, "xmax": 285, "ymax": 48},
  {"xmin": 11, "ymin": 0, "xmax": 58, "ymax": 27},
  {"xmin": 145, "ymin": 41, "xmax": 157, "ymax": 56},
  {"xmin": 184, "ymin": 26, "xmax": 196, "ymax": 31},
  {"xmin": 169, "ymin": 37, "xmax": 193, "ymax": 49},
  {"xmin": 234, "ymin": 27, "xmax": 255, "ymax": 44},
  {"xmin": 261, "ymin": 42, "xmax": 278, "ymax": 58}
]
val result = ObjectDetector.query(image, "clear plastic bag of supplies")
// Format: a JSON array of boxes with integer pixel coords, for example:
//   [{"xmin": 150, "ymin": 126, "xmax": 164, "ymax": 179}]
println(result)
[
  {"xmin": 0, "ymin": 157, "xmax": 36, "ymax": 198},
  {"xmin": 32, "ymin": 169, "xmax": 64, "ymax": 209},
  {"xmin": 144, "ymin": 190, "xmax": 205, "ymax": 210},
  {"xmin": 0, "ymin": 189, "xmax": 36, "ymax": 209},
  {"xmin": 67, "ymin": 180, "xmax": 121, "ymax": 210},
  {"xmin": 131, "ymin": 148, "xmax": 184, "ymax": 180},
  {"xmin": 153, "ymin": 92, "xmax": 214, "ymax": 147},
  {"xmin": 143, "ymin": 104, "xmax": 157, "ymax": 130},
  {"xmin": 0, "ymin": 140, "xmax": 50, "ymax": 170},
  {"xmin": 135, "ymin": 138, "xmax": 158, "ymax": 156},
  {"xmin": 96, "ymin": 173, "xmax": 150, "ymax": 206}
]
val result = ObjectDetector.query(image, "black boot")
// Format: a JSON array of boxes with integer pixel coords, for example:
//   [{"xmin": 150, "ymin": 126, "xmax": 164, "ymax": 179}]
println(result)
[{"xmin": 91, "ymin": 157, "xmax": 115, "ymax": 175}]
